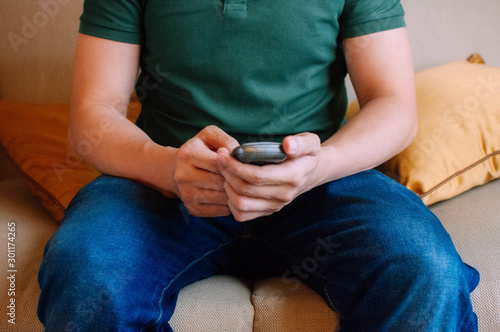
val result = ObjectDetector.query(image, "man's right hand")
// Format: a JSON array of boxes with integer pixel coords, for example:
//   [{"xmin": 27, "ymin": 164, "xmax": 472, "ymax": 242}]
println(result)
[{"xmin": 173, "ymin": 126, "xmax": 239, "ymax": 217}]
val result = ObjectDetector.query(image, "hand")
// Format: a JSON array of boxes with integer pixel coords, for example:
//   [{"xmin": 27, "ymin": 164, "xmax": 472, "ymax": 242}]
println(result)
[
  {"xmin": 173, "ymin": 126, "xmax": 239, "ymax": 217},
  {"xmin": 217, "ymin": 133, "xmax": 323, "ymax": 222}
]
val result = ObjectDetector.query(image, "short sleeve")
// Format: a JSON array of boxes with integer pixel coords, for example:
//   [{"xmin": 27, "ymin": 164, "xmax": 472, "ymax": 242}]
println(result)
[
  {"xmin": 79, "ymin": 0, "xmax": 143, "ymax": 44},
  {"xmin": 339, "ymin": 0, "xmax": 406, "ymax": 39}
]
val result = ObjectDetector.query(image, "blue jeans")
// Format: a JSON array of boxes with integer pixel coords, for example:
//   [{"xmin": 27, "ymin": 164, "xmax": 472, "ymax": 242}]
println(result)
[{"xmin": 38, "ymin": 170, "xmax": 479, "ymax": 331}]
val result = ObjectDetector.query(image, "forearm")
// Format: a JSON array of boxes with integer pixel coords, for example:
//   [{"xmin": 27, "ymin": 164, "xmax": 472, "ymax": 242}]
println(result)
[
  {"xmin": 68, "ymin": 35, "xmax": 178, "ymax": 194},
  {"xmin": 315, "ymin": 96, "xmax": 417, "ymax": 184},
  {"xmin": 68, "ymin": 103, "xmax": 178, "ymax": 197}
]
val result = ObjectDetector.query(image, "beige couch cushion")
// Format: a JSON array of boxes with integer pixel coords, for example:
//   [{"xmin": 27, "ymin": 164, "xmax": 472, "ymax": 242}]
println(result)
[
  {"xmin": 252, "ymin": 278, "xmax": 340, "ymax": 332},
  {"xmin": 170, "ymin": 275, "xmax": 254, "ymax": 331},
  {"xmin": 430, "ymin": 178, "xmax": 500, "ymax": 332}
]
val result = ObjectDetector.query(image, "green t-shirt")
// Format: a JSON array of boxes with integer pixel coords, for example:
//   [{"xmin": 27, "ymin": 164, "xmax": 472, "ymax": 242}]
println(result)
[{"xmin": 79, "ymin": 0, "xmax": 405, "ymax": 147}]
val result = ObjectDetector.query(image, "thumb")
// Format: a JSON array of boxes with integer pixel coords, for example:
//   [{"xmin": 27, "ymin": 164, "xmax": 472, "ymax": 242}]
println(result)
[{"xmin": 283, "ymin": 133, "xmax": 321, "ymax": 158}]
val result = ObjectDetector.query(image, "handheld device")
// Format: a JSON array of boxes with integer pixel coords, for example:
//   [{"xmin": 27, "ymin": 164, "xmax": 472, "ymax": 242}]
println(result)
[{"xmin": 231, "ymin": 142, "xmax": 287, "ymax": 165}]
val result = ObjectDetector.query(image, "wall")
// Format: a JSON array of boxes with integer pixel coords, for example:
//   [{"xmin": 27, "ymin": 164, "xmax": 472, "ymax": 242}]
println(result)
[
  {"xmin": 0, "ymin": 0, "xmax": 83, "ymax": 103},
  {"xmin": 347, "ymin": 0, "xmax": 500, "ymax": 101},
  {"xmin": 0, "ymin": 0, "xmax": 499, "ymax": 103},
  {"xmin": 404, "ymin": 0, "xmax": 500, "ymax": 71}
]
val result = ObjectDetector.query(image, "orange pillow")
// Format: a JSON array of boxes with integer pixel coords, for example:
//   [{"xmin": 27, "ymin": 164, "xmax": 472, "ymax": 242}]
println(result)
[
  {"xmin": 0, "ymin": 100, "xmax": 141, "ymax": 222},
  {"xmin": 347, "ymin": 58, "xmax": 500, "ymax": 205}
]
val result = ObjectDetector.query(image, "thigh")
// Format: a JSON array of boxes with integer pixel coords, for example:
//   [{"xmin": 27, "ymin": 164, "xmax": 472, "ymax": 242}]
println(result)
[
  {"xmin": 38, "ymin": 175, "xmax": 245, "ymax": 331},
  {"xmin": 247, "ymin": 169, "xmax": 449, "ymax": 270},
  {"xmin": 245, "ymin": 170, "xmax": 478, "ymax": 330}
]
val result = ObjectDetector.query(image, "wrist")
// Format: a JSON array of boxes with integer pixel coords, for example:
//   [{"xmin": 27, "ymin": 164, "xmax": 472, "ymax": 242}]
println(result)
[
  {"xmin": 314, "ymin": 144, "xmax": 342, "ymax": 185},
  {"xmin": 138, "ymin": 142, "xmax": 179, "ymax": 197}
]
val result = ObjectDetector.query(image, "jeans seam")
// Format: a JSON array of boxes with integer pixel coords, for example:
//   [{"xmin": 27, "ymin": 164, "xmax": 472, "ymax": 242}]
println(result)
[
  {"xmin": 323, "ymin": 283, "xmax": 345, "ymax": 322},
  {"xmin": 150, "ymin": 238, "xmax": 239, "ymax": 327},
  {"xmin": 253, "ymin": 236, "xmax": 345, "ymax": 320}
]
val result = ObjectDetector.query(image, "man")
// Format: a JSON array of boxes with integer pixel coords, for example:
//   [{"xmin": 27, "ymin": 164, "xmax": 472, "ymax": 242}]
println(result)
[{"xmin": 38, "ymin": 1, "xmax": 479, "ymax": 331}]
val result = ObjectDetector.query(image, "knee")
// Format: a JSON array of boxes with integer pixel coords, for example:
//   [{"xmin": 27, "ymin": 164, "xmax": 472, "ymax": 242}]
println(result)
[
  {"xmin": 39, "ymin": 216, "xmax": 136, "ymax": 286},
  {"xmin": 382, "ymin": 241, "xmax": 465, "ymax": 294},
  {"xmin": 39, "ymin": 227, "xmax": 110, "ymax": 301},
  {"xmin": 38, "ymin": 221, "xmax": 135, "ymax": 330}
]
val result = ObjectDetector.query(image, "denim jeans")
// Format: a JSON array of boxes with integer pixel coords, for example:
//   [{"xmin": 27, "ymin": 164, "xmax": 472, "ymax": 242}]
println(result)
[{"xmin": 37, "ymin": 170, "xmax": 479, "ymax": 331}]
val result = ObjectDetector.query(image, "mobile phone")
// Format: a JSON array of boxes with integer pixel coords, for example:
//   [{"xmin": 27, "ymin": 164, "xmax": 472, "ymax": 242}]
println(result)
[{"xmin": 231, "ymin": 142, "xmax": 287, "ymax": 165}]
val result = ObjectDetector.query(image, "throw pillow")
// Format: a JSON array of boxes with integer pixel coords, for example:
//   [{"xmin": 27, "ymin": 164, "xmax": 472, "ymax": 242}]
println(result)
[
  {"xmin": 347, "ymin": 57, "xmax": 500, "ymax": 205},
  {"xmin": 0, "ymin": 100, "xmax": 141, "ymax": 221}
]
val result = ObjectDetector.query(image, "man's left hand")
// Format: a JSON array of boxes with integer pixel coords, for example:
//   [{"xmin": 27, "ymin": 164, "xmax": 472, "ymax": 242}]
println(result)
[{"xmin": 217, "ymin": 133, "xmax": 323, "ymax": 222}]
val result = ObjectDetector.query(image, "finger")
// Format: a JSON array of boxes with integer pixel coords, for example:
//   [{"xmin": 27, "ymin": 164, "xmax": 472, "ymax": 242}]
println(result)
[
  {"xmin": 198, "ymin": 125, "xmax": 240, "ymax": 152},
  {"xmin": 189, "ymin": 187, "xmax": 229, "ymax": 205},
  {"xmin": 176, "ymin": 164, "xmax": 226, "ymax": 191},
  {"xmin": 188, "ymin": 126, "xmax": 239, "ymax": 173},
  {"xmin": 218, "ymin": 148, "xmax": 290, "ymax": 186},
  {"xmin": 186, "ymin": 203, "xmax": 232, "ymax": 218},
  {"xmin": 283, "ymin": 133, "xmax": 321, "ymax": 158},
  {"xmin": 230, "ymin": 207, "xmax": 271, "ymax": 222},
  {"xmin": 183, "ymin": 186, "xmax": 232, "ymax": 218},
  {"xmin": 180, "ymin": 186, "xmax": 230, "ymax": 216},
  {"xmin": 186, "ymin": 140, "xmax": 222, "ymax": 174},
  {"xmin": 225, "ymin": 187, "xmax": 276, "ymax": 222},
  {"xmin": 190, "ymin": 171, "xmax": 227, "ymax": 192},
  {"xmin": 220, "ymin": 168, "xmax": 294, "ymax": 202},
  {"xmin": 225, "ymin": 182, "xmax": 279, "ymax": 214}
]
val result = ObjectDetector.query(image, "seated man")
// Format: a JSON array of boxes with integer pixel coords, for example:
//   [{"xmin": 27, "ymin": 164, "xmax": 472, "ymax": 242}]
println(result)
[{"xmin": 37, "ymin": 0, "xmax": 479, "ymax": 331}]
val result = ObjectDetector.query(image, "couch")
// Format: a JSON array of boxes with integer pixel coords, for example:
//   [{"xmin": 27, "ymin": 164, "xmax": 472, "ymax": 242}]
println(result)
[{"xmin": 1, "ymin": 1, "xmax": 499, "ymax": 331}]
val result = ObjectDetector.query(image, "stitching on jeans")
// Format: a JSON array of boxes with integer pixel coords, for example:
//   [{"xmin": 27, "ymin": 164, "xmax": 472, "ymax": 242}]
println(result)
[
  {"xmin": 324, "ymin": 284, "xmax": 345, "ymax": 321},
  {"xmin": 151, "ymin": 239, "xmax": 238, "ymax": 325}
]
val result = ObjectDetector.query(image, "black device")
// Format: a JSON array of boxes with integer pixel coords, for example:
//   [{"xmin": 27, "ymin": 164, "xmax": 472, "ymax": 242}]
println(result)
[{"xmin": 231, "ymin": 142, "xmax": 287, "ymax": 165}]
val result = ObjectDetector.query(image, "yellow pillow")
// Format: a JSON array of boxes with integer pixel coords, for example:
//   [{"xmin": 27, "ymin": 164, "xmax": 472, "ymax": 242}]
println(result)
[
  {"xmin": 347, "ymin": 58, "xmax": 500, "ymax": 205},
  {"xmin": 0, "ymin": 100, "xmax": 141, "ymax": 221}
]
